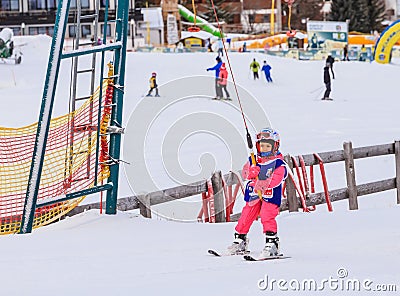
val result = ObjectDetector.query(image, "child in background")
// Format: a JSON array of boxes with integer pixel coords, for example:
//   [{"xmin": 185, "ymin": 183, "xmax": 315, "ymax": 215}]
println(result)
[
  {"xmin": 146, "ymin": 72, "xmax": 160, "ymax": 97},
  {"xmin": 217, "ymin": 63, "xmax": 230, "ymax": 100}
]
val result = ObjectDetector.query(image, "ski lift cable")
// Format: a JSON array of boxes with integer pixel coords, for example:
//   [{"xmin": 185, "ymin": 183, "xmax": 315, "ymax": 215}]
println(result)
[{"xmin": 208, "ymin": 0, "xmax": 250, "ymax": 139}]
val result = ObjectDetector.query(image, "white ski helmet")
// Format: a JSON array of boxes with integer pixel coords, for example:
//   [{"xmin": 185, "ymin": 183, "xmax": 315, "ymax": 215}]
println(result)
[{"xmin": 256, "ymin": 127, "xmax": 280, "ymax": 156}]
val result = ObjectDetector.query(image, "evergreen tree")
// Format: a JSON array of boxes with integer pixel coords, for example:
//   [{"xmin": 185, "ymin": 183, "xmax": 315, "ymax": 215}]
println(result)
[
  {"xmin": 350, "ymin": 0, "xmax": 369, "ymax": 32},
  {"xmin": 366, "ymin": 0, "xmax": 386, "ymax": 32},
  {"xmin": 329, "ymin": 0, "xmax": 386, "ymax": 33},
  {"xmin": 198, "ymin": 0, "xmax": 237, "ymax": 24},
  {"xmin": 327, "ymin": 0, "xmax": 351, "ymax": 22},
  {"xmin": 179, "ymin": 0, "xmax": 236, "ymax": 24}
]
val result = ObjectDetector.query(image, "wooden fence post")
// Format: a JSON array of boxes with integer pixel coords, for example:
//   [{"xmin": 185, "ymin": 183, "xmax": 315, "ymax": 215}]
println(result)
[
  {"xmin": 395, "ymin": 141, "xmax": 400, "ymax": 204},
  {"xmin": 138, "ymin": 194, "xmax": 152, "ymax": 218},
  {"xmin": 211, "ymin": 170, "xmax": 226, "ymax": 223},
  {"xmin": 284, "ymin": 154, "xmax": 298, "ymax": 212},
  {"xmin": 343, "ymin": 142, "xmax": 358, "ymax": 210}
]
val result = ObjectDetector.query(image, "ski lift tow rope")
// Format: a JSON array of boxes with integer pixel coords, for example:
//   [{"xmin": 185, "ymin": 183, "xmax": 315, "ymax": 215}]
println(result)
[
  {"xmin": 188, "ymin": 0, "xmax": 201, "ymax": 32},
  {"xmin": 285, "ymin": 0, "xmax": 296, "ymax": 36},
  {"xmin": 209, "ymin": 0, "xmax": 262, "ymax": 198}
]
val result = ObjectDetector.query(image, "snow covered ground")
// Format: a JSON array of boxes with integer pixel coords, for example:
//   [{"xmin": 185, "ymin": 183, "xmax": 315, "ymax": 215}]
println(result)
[{"xmin": 0, "ymin": 36, "xmax": 399, "ymax": 295}]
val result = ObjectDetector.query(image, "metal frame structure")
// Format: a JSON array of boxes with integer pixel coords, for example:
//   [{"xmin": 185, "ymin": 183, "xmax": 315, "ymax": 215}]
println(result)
[{"xmin": 19, "ymin": 0, "xmax": 129, "ymax": 234}]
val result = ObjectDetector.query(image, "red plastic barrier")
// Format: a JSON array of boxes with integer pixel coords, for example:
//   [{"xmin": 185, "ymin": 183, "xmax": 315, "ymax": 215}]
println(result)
[{"xmin": 313, "ymin": 153, "xmax": 333, "ymax": 212}]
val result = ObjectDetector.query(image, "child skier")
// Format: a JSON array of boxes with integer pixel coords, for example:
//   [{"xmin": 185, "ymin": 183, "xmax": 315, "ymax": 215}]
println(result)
[
  {"xmin": 217, "ymin": 63, "xmax": 230, "ymax": 100},
  {"xmin": 261, "ymin": 61, "xmax": 273, "ymax": 83},
  {"xmin": 228, "ymin": 128, "xmax": 287, "ymax": 258},
  {"xmin": 146, "ymin": 72, "xmax": 160, "ymax": 97}
]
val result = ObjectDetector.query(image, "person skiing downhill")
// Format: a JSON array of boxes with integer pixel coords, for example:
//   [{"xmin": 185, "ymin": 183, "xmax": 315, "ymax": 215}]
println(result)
[
  {"xmin": 326, "ymin": 55, "xmax": 335, "ymax": 79},
  {"xmin": 207, "ymin": 56, "xmax": 223, "ymax": 100},
  {"xmin": 261, "ymin": 60, "xmax": 273, "ymax": 83},
  {"xmin": 146, "ymin": 72, "xmax": 160, "ymax": 97},
  {"xmin": 322, "ymin": 66, "xmax": 331, "ymax": 100},
  {"xmin": 217, "ymin": 63, "xmax": 230, "ymax": 100},
  {"xmin": 228, "ymin": 128, "xmax": 287, "ymax": 258},
  {"xmin": 249, "ymin": 58, "xmax": 260, "ymax": 80}
]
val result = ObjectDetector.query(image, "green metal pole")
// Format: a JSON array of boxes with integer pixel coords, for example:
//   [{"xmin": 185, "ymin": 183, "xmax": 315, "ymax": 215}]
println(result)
[
  {"xmin": 19, "ymin": 0, "xmax": 71, "ymax": 233},
  {"xmin": 105, "ymin": 0, "xmax": 129, "ymax": 214}
]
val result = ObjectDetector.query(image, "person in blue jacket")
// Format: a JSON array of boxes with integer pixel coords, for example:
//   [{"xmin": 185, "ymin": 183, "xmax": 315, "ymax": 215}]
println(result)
[
  {"xmin": 261, "ymin": 61, "xmax": 273, "ymax": 83},
  {"xmin": 207, "ymin": 56, "xmax": 223, "ymax": 99}
]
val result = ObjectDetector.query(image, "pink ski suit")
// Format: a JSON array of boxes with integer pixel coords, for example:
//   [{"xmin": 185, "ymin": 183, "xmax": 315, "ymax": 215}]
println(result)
[{"xmin": 235, "ymin": 153, "xmax": 287, "ymax": 234}]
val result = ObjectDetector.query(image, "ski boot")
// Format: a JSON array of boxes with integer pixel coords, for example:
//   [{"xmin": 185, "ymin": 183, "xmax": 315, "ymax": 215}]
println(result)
[
  {"xmin": 145, "ymin": 94, "xmax": 153, "ymax": 97},
  {"xmin": 227, "ymin": 233, "xmax": 249, "ymax": 255},
  {"xmin": 260, "ymin": 231, "xmax": 280, "ymax": 258}
]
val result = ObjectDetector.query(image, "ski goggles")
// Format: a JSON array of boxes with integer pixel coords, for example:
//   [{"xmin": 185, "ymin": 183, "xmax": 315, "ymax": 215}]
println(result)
[{"xmin": 256, "ymin": 131, "xmax": 272, "ymax": 141}]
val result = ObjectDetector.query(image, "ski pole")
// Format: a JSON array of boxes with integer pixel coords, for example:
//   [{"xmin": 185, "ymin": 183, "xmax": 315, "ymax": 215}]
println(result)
[
  {"xmin": 11, "ymin": 67, "xmax": 16, "ymax": 86},
  {"xmin": 314, "ymin": 88, "xmax": 325, "ymax": 100},
  {"xmin": 310, "ymin": 85, "xmax": 324, "ymax": 93}
]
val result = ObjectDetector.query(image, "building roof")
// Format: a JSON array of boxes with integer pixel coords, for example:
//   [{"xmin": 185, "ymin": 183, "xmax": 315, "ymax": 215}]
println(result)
[{"xmin": 180, "ymin": 30, "xmax": 214, "ymax": 40}]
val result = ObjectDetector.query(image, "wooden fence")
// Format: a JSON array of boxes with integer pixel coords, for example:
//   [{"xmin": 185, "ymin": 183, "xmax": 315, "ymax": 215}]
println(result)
[{"xmin": 67, "ymin": 141, "xmax": 400, "ymax": 221}]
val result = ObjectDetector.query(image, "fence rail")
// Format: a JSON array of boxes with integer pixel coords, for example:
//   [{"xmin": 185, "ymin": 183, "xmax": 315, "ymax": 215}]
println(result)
[{"xmin": 68, "ymin": 141, "xmax": 400, "ymax": 221}]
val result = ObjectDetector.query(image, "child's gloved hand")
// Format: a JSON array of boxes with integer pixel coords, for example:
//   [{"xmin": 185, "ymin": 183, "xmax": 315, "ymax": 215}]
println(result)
[
  {"xmin": 242, "ymin": 163, "xmax": 260, "ymax": 180},
  {"xmin": 247, "ymin": 165, "xmax": 260, "ymax": 179},
  {"xmin": 254, "ymin": 179, "xmax": 270, "ymax": 192}
]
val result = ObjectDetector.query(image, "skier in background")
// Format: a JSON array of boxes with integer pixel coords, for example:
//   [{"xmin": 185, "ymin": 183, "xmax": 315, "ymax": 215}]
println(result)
[
  {"xmin": 343, "ymin": 44, "xmax": 349, "ymax": 61},
  {"xmin": 207, "ymin": 38, "xmax": 213, "ymax": 52},
  {"xmin": 217, "ymin": 38, "xmax": 224, "ymax": 57},
  {"xmin": 228, "ymin": 128, "xmax": 287, "ymax": 258},
  {"xmin": 250, "ymin": 58, "xmax": 260, "ymax": 80},
  {"xmin": 146, "ymin": 72, "xmax": 160, "ymax": 97},
  {"xmin": 322, "ymin": 65, "xmax": 332, "ymax": 100},
  {"xmin": 325, "ymin": 55, "xmax": 335, "ymax": 79},
  {"xmin": 261, "ymin": 60, "xmax": 273, "ymax": 83},
  {"xmin": 217, "ymin": 63, "xmax": 230, "ymax": 100},
  {"xmin": 207, "ymin": 56, "xmax": 223, "ymax": 100},
  {"xmin": 359, "ymin": 45, "xmax": 367, "ymax": 61}
]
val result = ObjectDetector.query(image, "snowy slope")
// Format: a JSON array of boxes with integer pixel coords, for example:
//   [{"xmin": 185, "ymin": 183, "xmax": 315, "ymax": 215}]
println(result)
[
  {"xmin": 0, "ymin": 206, "xmax": 399, "ymax": 295},
  {"xmin": 0, "ymin": 36, "xmax": 399, "ymax": 295}
]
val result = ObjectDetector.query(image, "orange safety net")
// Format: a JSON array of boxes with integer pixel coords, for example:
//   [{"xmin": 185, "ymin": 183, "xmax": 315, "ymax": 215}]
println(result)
[{"xmin": 0, "ymin": 74, "xmax": 113, "ymax": 235}]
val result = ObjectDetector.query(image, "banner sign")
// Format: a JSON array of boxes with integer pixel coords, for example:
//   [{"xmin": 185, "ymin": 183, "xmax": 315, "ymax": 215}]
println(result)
[
  {"xmin": 167, "ymin": 14, "xmax": 179, "ymax": 45},
  {"xmin": 307, "ymin": 20, "xmax": 348, "ymax": 51}
]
